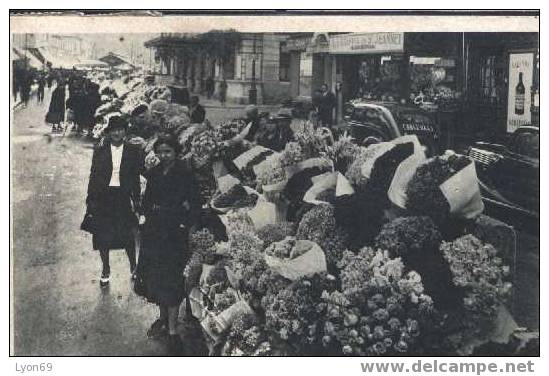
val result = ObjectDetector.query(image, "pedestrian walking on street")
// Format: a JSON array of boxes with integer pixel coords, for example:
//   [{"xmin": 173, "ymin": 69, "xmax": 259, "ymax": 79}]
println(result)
[
  {"xmin": 206, "ymin": 76, "xmax": 215, "ymax": 99},
  {"xmin": 83, "ymin": 116, "xmax": 143, "ymax": 288},
  {"xmin": 82, "ymin": 81, "xmax": 102, "ymax": 137},
  {"xmin": 318, "ymin": 83, "xmax": 336, "ymax": 127},
  {"xmin": 46, "ymin": 72, "xmax": 54, "ymax": 90},
  {"xmin": 134, "ymin": 135, "xmax": 201, "ymax": 355},
  {"xmin": 36, "ymin": 74, "xmax": 45, "ymax": 104},
  {"xmin": 188, "ymin": 96, "xmax": 206, "ymax": 124},
  {"xmin": 219, "ymin": 79, "xmax": 227, "ymax": 107},
  {"xmin": 45, "ymin": 82, "xmax": 66, "ymax": 133},
  {"xmin": 21, "ymin": 72, "xmax": 32, "ymax": 107}
]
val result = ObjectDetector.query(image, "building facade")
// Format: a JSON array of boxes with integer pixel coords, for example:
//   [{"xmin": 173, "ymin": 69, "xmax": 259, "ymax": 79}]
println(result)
[{"xmin": 145, "ymin": 32, "xmax": 292, "ymax": 105}]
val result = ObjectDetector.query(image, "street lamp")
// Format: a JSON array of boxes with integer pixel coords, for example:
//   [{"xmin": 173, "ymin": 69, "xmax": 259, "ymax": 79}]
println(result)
[{"xmin": 248, "ymin": 34, "xmax": 257, "ymax": 105}]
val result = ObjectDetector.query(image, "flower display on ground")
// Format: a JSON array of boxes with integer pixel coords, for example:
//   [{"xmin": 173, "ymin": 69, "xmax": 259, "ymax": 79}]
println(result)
[
  {"xmin": 328, "ymin": 248, "xmax": 435, "ymax": 356},
  {"xmin": 440, "ymin": 235, "xmax": 512, "ymax": 329},
  {"xmin": 296, "ymin": 204, "xmax": 349, "ymax": 271}
]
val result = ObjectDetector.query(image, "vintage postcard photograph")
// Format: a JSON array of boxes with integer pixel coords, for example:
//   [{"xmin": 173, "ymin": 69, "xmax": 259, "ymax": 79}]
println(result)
[{"xmin": 9, "ymin": 11, "xmax": 539, "ymax": 362}]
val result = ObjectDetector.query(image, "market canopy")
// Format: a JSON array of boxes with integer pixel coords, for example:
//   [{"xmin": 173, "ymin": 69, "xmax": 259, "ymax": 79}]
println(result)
[
  {"xmin": 74, "ymin": 59, "xmax": 110, "ymax": 69},
  {"xmin": 98, "ymin": 52, "xmax": 135, "ymax": 68},
  {"xmin": 37, "ymin": 47, "xmax": 79, "ymax": 69}
]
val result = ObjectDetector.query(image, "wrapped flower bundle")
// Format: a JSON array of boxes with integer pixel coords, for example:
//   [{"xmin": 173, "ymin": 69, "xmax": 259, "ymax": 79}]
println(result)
[
  {"xmin": 440, "ymin": 235, "xmax": 512, "ymax": 330},
  {"xmin": 212, "ymin": 184, "xmax": 259, "ymax": 211},
  {"xmin": 366, "ymin": 142, "xmax": 415, "ymax": 198},
  {"xmin": 405, "ymin": 154, "xmax": 480, "ymax": 226},
  {"xmin": 296, "ymin": 205, "xmax": 349, "ymax": 272},
  {"xmin": 223, "ymin": 208, "xmax": 255, "ymax": 235},
  {"xmin": 330, "ymin": 248, "xmax": 434, "ymax": 356},
  {"xmin": 375, "ymin": 217, "xmax": 461, "ymax": 310},
  {"xmin": 256, "ymin": 222, "xmax": 296, "ymax": 249},
  {"xmin": 345, "ymin": 144, "xmax": 391, "ymax": 190}
]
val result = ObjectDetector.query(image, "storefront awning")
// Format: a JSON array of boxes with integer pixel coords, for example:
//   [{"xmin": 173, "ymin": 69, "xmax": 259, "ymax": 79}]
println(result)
[{"xmin": 12, "ymin": 47, "xmax": 43, "ymax": 69}]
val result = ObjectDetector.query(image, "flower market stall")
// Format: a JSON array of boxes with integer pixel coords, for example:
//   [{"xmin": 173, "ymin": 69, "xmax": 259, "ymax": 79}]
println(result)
[{"xmin": 90, "ymin": 75, "xmax": 538, "ymax": 357}]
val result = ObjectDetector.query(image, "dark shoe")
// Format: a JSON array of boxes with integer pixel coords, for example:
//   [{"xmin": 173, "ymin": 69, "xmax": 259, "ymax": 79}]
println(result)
[
  {"xmin": 168, "ymin": 334, "xmax": 184, "ymax": 356},
  {"xmin": 147, "ymin": 318, "xmax": 168, "ymax": 339}
]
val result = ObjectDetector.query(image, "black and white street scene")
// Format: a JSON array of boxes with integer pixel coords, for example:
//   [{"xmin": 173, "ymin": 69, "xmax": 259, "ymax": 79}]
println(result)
[{"xmin": 11, "ymin": 15, "xmax": 539, "ymax": 357}]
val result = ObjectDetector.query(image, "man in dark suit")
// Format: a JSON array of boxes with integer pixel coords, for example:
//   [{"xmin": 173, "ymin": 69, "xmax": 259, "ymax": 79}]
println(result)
[
  {"xmin": 318, "ymin": 83, "xmax": 336, "ymax": 127},
  {"xmin": 85, "ymin": 116, "xmax": 143, "ymax": 287},
  {"xmin": 188, "ymin": 95, "xmax": 206, "ymax": 124}
]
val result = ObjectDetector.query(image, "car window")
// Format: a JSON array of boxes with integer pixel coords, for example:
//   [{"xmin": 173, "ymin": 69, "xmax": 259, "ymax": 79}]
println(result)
[
  {"xmin": 352, "ymin": 107, "xmax": 390, "ymax": 128},
  {"xmin": 508, "ymin": 131, "xmax": 540, "ymax": 159}
]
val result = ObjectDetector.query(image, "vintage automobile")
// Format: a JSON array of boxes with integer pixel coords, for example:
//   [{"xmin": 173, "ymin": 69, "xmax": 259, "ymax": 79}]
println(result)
[
  {"xmin": 467, "ymin": 126, "xmax": 539, "ymax": 230},
  {"xmin": 342, "ymin": 99, "xmax": 442, "ymax": 155}
]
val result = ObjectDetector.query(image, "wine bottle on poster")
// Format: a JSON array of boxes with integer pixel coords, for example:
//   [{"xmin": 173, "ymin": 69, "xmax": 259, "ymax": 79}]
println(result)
[{"xmin": 515, "ymin": 72, "xmax": 525, "ymax": 115}]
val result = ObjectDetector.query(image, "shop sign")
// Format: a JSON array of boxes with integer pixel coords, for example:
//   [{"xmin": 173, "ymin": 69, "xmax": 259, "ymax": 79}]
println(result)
[
  {"xmin": 329, "ymin": 33, "xmax": 404, "ymax": 55},
  {"xmin": 282, "ymin": 37, "xmax": 312, "ymax": 52},
  {"xmin": 507, "ymin": 52, "xmax": 534, "ymax": 132}
]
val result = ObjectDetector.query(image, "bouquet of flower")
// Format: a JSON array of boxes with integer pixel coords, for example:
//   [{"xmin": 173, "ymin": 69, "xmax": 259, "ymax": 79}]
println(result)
[
  {"xmin": 264, "ymin": 274, "xmax": 331, "ymax": 354},
  {"xmin": 256, "ymin": 222, "xmax": 296, "ymax": 249},
  {"xmin": 212, "ymin": 184, "xmax": 259, "ymax": 212},
  {"xmin": 215, "ymin": 119, "xmax": 248, "ymax": 141},
  {"xmin": 233, "ymin": 145, "xmax": 275, "ymax": 188},
  {"xmin": 222, "ymin": 208, "xmax": 255, "ymax": 236},
  {"xmin": 326, "ymin": 248, "xmax": 435, "ymax": 356},
  {"xmin": 406, "ymin": 153, "xmax": 483, "ymax": 226},
  {"xmin": 223, "ymin": 313, "xmax": 272, "ymax": 356},
  {"xmin": 375, "ymin": 216, "xmax": 442, "ymax": 259},
  {"xmin": 225, "ymin": 230, "xmax": 266, "ymax": 292},
  {"xmin": 327, "ymin": 133, "xmax": 361, "ymax": 174},
  {"xmin": 345, "ymin": 144, "xmax": 391, "ymax": 190},
  {"xmin": 296, "ymin": 205, "xmax": 349, "ymax": 272},
  {"xmin": 280, "ymin": 142, "xmax": 305, "ymax": 168},
  {"xmin": 190, "ymin": 129, "xmax": 223, "ymax": 165},
  {"xmin": 440, "ymin": 235, "xmax": 512, "ymax": 332},
  {"xmin": 255, "ymin": 154, "xmax": 287, "ymax": 188},
  {"xmin": 189, "ymin": 228, "xmax": 218, "ymax": 265},
  {"xmin": 375, "ymin": 217, "xmax": 461, "ymax": 310},
  {"xmin": 293, "ymin": 121, "xmax": 330, "ymax": 159}
]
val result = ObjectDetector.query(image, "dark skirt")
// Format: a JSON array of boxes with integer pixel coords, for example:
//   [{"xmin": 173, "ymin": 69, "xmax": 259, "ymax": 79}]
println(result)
[
  {"xmin": 136, "ymin": 218, "xmax": 189, "ymax": 307},
  {"xmin": 92, "ymin": 187, "xmax": 137, "ymax": 250}
]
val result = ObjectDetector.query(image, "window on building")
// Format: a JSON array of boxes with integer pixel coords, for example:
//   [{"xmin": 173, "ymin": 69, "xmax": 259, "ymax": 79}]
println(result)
[
  {"xmin": 279, "ymin": 44, "xmax": 290, "ymax": 82},
  {"xmin": 480, "ymin": 56, "xmax": 497, "ymax": 99},
  {"xmin": 299, "ymin": 51, "xmax": 313, "ymax": 96}
]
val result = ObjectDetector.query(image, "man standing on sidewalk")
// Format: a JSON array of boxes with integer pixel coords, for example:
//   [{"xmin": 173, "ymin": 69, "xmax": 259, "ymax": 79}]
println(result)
[
  {"xmin": 189, "ymin": 96, "xmax": 206, "ymax": 124},
  {"xmin": 318, "ymin": 83, "xmax": 336, "ymax": 128}
]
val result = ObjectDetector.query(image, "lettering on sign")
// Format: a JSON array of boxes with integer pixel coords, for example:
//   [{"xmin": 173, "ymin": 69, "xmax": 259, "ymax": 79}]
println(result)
[{"xmin": 329, "ymin": 33, "xmax": 404, "ymax": 54}]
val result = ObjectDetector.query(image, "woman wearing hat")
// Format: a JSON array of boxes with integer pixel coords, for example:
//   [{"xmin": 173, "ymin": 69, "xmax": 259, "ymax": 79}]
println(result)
[{"xmin": 84, "ymin": 115, "xmax": 143, "ymax": 287}]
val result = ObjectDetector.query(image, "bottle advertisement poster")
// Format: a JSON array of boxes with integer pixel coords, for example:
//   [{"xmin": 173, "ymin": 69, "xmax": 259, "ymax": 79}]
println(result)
[{"xmin": 507, "ymin": 52, "xmax": 534, "ymax": 132}]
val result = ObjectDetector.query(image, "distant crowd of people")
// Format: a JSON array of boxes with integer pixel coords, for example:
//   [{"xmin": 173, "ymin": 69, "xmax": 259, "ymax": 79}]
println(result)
[{"xmin": 45, "ymin": 69, "xmax": 102, "ymax": 134}]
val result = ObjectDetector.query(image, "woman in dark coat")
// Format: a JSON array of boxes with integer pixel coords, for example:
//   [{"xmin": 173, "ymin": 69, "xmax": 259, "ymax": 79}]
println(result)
[
  {"xmin": 45, "ymin": 82, "xmax": 66, "ymax": 132},
  {"xmin": 85, "ymin": 116, "xmax": 143, "ymax": 287},
  {"xmin": 136, "ymin": 135, "xmax": 201, "ymax": 355}
]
